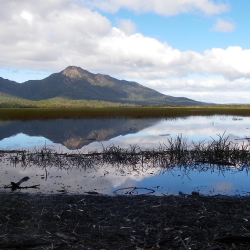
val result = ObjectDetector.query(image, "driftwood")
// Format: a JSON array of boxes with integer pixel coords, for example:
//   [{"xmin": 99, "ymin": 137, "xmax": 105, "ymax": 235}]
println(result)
[
  {"xmin": 4, "ymin": 176, "xmax": 40, "ymax": 191},
  {"xmin": 113, "ymin": 186, "xmax": 155, "ymax": 195},
  {"xmin": 4, "ymin": 184, "xmax": 40, "ymax": 190}
]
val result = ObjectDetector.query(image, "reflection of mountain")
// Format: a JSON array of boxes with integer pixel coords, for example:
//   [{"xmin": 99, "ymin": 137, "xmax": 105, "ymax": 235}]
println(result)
[{"xmin": 0, "ymin": 119, "xmax": 159, "ymax": 149}]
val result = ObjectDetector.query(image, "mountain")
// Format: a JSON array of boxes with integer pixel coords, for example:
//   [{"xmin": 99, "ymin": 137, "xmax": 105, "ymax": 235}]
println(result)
[{"xmin": 0, "ymin": 66, "xmax": 208, "ymax": 106}]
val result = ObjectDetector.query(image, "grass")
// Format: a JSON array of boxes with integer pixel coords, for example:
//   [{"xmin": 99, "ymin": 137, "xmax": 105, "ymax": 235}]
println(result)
[{"xmin": 1, "ymin": 106, "xmax": 250, "ymax": 120}]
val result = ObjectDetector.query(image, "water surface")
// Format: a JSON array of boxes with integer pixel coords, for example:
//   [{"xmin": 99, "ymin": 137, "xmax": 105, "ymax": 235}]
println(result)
[{"xmin": 1, "ymin": 115, "xmax": 250, "ymax": 196}]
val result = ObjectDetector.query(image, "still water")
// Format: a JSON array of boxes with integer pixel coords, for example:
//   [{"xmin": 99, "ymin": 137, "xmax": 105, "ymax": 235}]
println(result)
[{"xmin": 1, "ymin": 115, "xmax": 250, "ymax": 196}]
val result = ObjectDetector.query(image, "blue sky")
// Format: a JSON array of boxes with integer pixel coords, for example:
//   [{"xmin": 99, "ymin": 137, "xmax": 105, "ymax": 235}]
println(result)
[{"xmin": 0, "ymin": 0, "xmax": 250, "ymax": 104}]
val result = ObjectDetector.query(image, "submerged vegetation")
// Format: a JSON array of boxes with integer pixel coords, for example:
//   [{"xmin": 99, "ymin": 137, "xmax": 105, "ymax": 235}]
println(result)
[{"xmin": 3, "ymin": 134, "xmax": 250, "ymax": 177}]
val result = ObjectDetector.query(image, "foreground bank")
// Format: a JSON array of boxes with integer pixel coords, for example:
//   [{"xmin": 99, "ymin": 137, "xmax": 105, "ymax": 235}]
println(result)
[{"xmin": 1, "ymin": 192, "xmax": 250, "ymax": 249}]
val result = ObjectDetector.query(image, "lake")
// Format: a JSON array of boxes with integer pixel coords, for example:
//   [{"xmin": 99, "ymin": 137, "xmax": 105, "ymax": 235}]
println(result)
[{"xmin": 1, "ymin": 113, "xmax": 250, "ymax": 196}]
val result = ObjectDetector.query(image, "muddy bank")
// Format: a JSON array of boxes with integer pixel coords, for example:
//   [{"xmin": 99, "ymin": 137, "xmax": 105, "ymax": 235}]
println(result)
[{"xmin": 1, "ymin": 192, "xmax": 250, "ymax": 249}]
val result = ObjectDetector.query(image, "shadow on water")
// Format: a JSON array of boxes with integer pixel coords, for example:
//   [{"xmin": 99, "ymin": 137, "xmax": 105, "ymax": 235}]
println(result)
[{"xmin": 2, "ymin": 133, "xmax": 250, "ymax": 195}]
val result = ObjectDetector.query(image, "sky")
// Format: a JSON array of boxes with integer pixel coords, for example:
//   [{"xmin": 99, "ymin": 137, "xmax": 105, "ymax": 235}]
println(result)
[{"xmin": 0, "ymin": 0, "xmax": 250, "ymax": 104}]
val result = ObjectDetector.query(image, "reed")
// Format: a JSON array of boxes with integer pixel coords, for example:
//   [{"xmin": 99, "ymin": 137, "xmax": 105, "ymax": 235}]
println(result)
[{"xmin": 3, "ymin": 134, "xmax": 250, "ymax": 178}]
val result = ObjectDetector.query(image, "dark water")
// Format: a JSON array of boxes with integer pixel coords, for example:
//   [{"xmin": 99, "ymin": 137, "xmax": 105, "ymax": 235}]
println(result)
[{"xmin": 1, "ymin": 115, "xmax": 250, "ymax": 196}]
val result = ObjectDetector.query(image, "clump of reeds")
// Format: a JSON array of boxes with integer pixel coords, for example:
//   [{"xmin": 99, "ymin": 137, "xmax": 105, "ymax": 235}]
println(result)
[{"xmin": 3, "ymin": 134, "xmax": 250, "ymax": 176}]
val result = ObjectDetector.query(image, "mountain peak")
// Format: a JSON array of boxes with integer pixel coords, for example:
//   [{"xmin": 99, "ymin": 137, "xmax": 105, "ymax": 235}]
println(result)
[
  {"xmin": 61, "ymin": 66, "xmax": 92, "ymax": 79},
  {"xmin": 0, "ymin": 66, "xmax": 208, "ymax": 105}
]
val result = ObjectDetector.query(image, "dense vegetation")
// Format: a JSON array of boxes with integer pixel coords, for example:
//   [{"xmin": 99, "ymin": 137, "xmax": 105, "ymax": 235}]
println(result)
[{"xmin": 0, "ymin": 93, "xmax": 133, "ymax": 108}]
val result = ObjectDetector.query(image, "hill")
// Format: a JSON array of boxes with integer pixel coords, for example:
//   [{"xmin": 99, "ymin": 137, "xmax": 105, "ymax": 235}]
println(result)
[{"xmin": 0, "ymin": 66, "xmax": 209, "ymax": 106}]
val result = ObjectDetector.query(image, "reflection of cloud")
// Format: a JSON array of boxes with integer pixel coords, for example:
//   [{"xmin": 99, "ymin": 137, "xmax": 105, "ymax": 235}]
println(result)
[
  {"xmin": 139, "ymin": 116, "xmax": 250, "ymax": 140},
  {"xmin": 2, "ymin": 116, "xmax": 249, "ymax": 195},
  {"xmin": 2, "ymin": 116, "xmax": 250, "ymax": 155},
  {"xmin": 0, "ymin": 133, "xmax": 54, "ymax": 150},
  {"xmin": 112, "ymin": 178, "xmax": 137, "ymax": 189},
  {"xmin": 0, "ymin": 159, "xmax": 151, "ymax": 194},
  {"xmin": 1, "ymin": 153, "xmax": 249, "ymax": 196},
  {"xmin": 210, "ymin": 182, "xmax": 234, "ymax": 192},
  {"xmin": 37, "ymin": 115, "xmax": 250, "ymax": 153},
  {"xmin": 82, "ymin": 116, "xmax": 250, "ymax": 151}
]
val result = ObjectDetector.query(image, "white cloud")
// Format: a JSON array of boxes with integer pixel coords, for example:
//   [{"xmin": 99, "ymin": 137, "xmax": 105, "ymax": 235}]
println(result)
[
  {"xmin": 211, "ymin": 18, "xmax": 235, "ymax": 33},
  {"xmin": 0, "ymin": 0, "xmax": 112, "ymax": 70},
  {"xmin": 0, "ymin": 0, "xmax": 249, "ymax": 87},
  {"xmin": 20, "ymin": 11, "xmax": 34, "ymax": 23},
  {"xmin": 95, "ymin": 35, "xmax": 250, "ymax": 80},
  {"xmin": 200, "ymin": 47, "xmax": 250, "ymax": 80},
  {"xmin": 162, "ymin": 91, "xmax": 250, "ymax": 104},
  {"xmin": 116, "ymin": 19, "xmax": 136, "ymax": 35},
  {"xmin": 143, "ymin": 77, "xmax": 250, "ymax": 104},
  {"xmin": 83, "ymin": 0, "xmax": 229, "ymax": 16},
  {"xmin": 144, "ymin": 77, "xmax": 250, "ymax": 92}
]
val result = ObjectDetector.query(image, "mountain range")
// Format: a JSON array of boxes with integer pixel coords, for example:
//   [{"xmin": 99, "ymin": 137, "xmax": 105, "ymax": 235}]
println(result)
[{"xmin": 0, "ymin": 66, "xmax": 208, "ymax": 106}]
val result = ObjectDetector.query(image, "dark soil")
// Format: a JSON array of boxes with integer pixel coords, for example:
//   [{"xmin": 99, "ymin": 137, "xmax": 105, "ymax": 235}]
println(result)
[{"xmin": 1, "ymin": 192, "xmax": 250, "ymax": 250}]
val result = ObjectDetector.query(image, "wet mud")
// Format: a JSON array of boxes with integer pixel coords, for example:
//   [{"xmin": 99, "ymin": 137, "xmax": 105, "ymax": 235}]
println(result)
[{"xmin": 1, "ymin": 192, "xmax": 250, "ymax": 249}]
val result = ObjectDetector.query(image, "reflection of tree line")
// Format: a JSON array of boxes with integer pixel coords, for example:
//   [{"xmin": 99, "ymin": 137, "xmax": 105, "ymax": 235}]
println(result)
[{"xmin": 3, "ymin": 134, "xmax": 250, "ymax": 177}]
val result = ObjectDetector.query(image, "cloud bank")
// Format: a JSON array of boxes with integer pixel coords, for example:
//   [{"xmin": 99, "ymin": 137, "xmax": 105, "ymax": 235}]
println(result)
[
  {"xmin": 0, "ymin": 0, "xmax": 248, "ymax": 104},
  {"xmin": 0, "ymin": 1, "xmax": 247, "ymax": 80},
  {"xmin": 83, "ymin": 0, "xmax": 229, "ymax": 16}
]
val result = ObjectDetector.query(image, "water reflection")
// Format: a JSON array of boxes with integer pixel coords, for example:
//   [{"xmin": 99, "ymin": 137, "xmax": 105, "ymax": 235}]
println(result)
[
  {"xmin": 1, "ymin": 153, "xmax": 250, "ymax": 196},
  {"xmin": 1, "ymin": 115, "xmax": 250, "ymax": 196},
  {"xmin": 0, "ymin": 119, "xmax": 158, "ymax": 150}
]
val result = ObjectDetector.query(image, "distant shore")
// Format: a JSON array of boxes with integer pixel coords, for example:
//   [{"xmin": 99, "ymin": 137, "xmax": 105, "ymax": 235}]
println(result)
[{"xmin": 1, "ymin": 106, "xmax": 250, "ymax": 120}]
